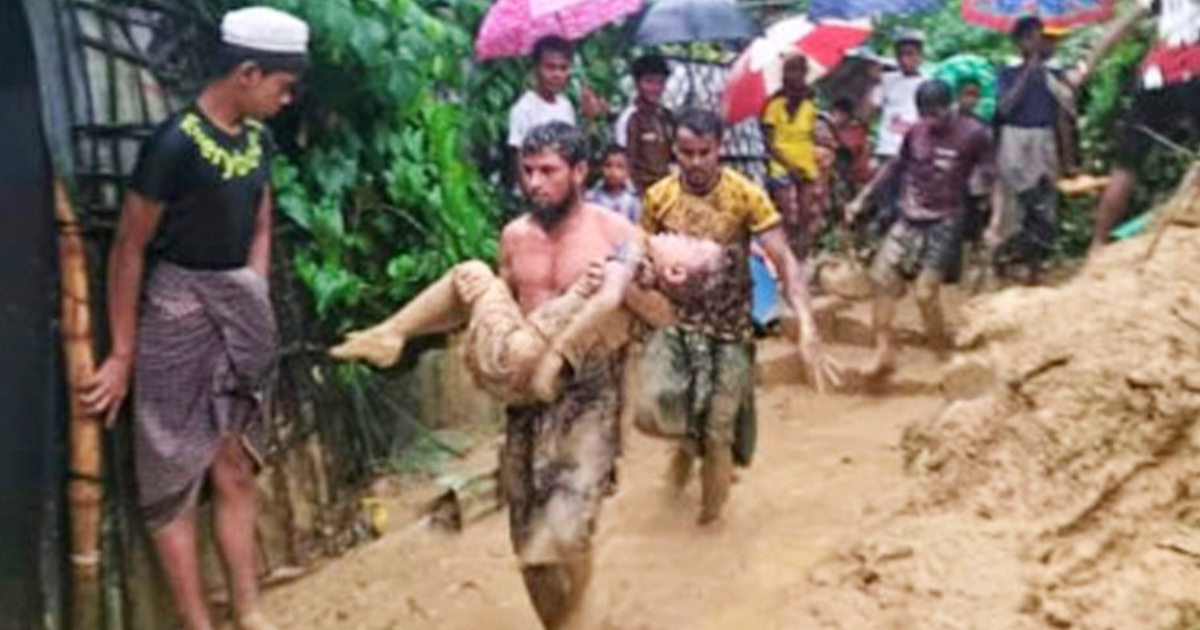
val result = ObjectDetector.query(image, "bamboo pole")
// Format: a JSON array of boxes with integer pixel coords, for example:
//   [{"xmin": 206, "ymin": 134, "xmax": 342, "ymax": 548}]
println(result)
[{"xmin": 54, "ymin": 179, "xmax": 104, "ymax": 629}]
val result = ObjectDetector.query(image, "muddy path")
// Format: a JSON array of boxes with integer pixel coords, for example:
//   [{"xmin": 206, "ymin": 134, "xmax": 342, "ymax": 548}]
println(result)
[{"xmin": 260, "ymin": 325, "xmax": 951, "ymax": 630}]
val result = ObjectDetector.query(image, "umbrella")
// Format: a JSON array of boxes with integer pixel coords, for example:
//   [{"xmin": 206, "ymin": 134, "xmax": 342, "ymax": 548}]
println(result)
[
  {"xmin": 721, "ymin": 17, "xmax": 873, "ymax": 124},
  {"xmin": 631, "ymin": 0, "xmax": 757, "ymax": 46},
  {"xmin": 475, "ymin": 0, "xmax": 644, "ymax": 60},
  {"xmin": 961, "ymin": 0, "xmax": 1114, "ymax": 31},
  {"xmin": 809, "ymin": 0, "xmax": 941, "ymax": 21},
  {"xmin": 931, "ymin": 53, "xmax": 997, "ymax": 120}
]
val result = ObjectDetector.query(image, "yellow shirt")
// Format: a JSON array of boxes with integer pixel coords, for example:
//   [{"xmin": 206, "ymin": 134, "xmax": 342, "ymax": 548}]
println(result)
[
  {"xmin": 641, "ymin": 168, "xmax": 781, "ymax": 246},
  {"xmin": 761, "ymin": 95, "xmax": 818, "ymax": 181}
]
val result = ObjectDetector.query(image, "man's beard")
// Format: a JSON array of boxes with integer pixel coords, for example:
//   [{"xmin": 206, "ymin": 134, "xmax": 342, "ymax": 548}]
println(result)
[{"xmin": 529, "ymin": 187, "xmax": 580, "ymax": 230}]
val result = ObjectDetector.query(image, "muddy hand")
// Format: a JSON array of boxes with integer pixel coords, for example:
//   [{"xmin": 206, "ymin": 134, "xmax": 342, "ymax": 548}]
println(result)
[
  {"xmin": 799, "ymin": 334, "xmax": 843, "ymax": 393},
  {"xmin": 328, "ymin": 326, "xmax": 406, "ymax": 369}
]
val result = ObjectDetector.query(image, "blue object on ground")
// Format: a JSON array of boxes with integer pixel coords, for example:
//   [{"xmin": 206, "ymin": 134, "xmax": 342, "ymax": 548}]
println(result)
[
  {"xmin": 1112, "ymin": 211, "xmax": 1154, "ymax": 241},
  {"xmin": 750, "ymin": 252, "xmax": 780, "ymax": 328}
]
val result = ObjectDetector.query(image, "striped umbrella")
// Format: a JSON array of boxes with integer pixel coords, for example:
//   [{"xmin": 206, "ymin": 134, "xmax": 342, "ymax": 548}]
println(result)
[{"xmin": 722, "ymin": 16, "xmax": 873, "ymax": 124}]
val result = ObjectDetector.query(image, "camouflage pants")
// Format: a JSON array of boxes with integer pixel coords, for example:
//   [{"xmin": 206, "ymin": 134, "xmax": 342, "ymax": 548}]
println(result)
[{"xmin": 634, "ymin": 326, "xmax": 756, "ymax": 466}]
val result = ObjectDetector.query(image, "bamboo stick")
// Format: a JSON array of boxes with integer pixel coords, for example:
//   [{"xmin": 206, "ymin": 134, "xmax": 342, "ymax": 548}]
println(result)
[{"xmin": 54, "ymin": 179, "xmax": 104, "ymax": 587}]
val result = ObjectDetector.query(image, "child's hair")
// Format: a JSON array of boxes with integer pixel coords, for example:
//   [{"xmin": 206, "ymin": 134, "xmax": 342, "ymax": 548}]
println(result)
[
  {"xmin": 532, "ymin": 35, "xmax": 574, "ymax": 63},
  {"xmin": 1011, "ymin": 15, "xmax": 1044, "ymax": 42},
  {"xmin": 631, "ymin": 55, "xmax": 670, "ymax": 79},
  {"xmin": 601, "ymin": 144, "xmax": 626, "ymax": 160}
]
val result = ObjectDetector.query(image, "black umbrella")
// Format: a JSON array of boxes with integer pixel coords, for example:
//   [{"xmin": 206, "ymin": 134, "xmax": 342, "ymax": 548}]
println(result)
[{"xmin": 631, "ymin": 0, "xmax": 758, "ymax": 45}]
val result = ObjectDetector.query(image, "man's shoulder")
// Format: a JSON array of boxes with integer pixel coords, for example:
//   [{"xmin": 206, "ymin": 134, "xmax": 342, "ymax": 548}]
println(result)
[
  {"xmin": 500, "ymin": 214, "xmax": 538, "ymax": 244},
  {"xmin": 644, "ymin": 174, "xmax": 682, "ymax": 201},
  {"xmin": 719, "ymin": 168, "xmax": 765, "ymax": 194}
]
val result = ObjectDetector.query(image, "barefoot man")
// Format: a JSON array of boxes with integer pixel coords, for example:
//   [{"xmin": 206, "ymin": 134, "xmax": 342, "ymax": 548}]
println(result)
[
  {"xmin": 79, "ymin": 8, "xmax": 308, "ymax": 630},
  {"xmin": 637, "ymin": 108, "xmax": 840, "ymax": 525},
  {"xmin": 848, "ymin": 80, "xmax": 994, "ymax": 377}
]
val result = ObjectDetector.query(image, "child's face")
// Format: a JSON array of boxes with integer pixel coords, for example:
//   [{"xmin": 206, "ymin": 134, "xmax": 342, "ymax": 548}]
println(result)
[
  {"xmin": 602, "ymin": 153, "xmax": 629, "ymax": 189},
  {"xmin": 647, "ymin": 234, "xmax": 722, "ymax": 286},
  {"xmin": 636, "ymin": 74, "xmax": 667, "ymax": 106},
  {"xmin": 831, "ymin": 108, "xmax": 850, "ymax": 127},
  {"xmin": 896, "ymin": 43, "xmax": 923, "ymax": 75},
  {"xmin": 535, "ymin": 51, "xmax": 572, "ymax": 95},
  {"xmin": 958, "ymin": 85, "xmax": 981, "ymax": 115}
]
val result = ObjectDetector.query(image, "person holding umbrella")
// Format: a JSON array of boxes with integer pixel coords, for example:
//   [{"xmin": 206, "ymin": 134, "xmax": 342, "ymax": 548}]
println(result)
[
  {"xmin": 986, "ymin": 16, "xmax": 1069, "ymax": 285},
  {"xmin": 761, "ymin": 54, "xmax": 829, "ymax": 260},
  {"xmin": 508, "ymin": 36, "xmax": 579, "ymax": 154}
]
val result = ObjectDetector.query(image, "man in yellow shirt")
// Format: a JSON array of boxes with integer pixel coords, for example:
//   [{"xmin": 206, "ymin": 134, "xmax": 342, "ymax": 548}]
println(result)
[
  {"xmin": 638, "ymin": 108, "xmax": 839, "ymax": 524},
  {"xmin": 761, "ymin": 54, "xmax": 827, "ymax": 259}
]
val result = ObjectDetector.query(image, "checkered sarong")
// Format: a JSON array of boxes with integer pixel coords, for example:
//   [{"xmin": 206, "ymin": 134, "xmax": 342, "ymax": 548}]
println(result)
[{"xmin": 133, "ymin": 262, "xmax": 276, "ymax": 529}]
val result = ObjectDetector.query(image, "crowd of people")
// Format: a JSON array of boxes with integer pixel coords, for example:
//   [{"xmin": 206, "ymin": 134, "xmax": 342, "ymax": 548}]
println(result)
[{"xmin": 81, "ymin": 2, "xmax": 1198, "ymax": 629}]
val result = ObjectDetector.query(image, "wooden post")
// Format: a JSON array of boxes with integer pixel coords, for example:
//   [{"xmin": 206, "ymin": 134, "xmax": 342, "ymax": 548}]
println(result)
[{"xmin": 54, "ymin": 180, "xmax": 104, "ymax": 630}]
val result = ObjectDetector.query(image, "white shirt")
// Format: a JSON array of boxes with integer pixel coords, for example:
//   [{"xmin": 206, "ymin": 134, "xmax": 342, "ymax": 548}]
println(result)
[
  {"xmin": 507, "ymin": 90, "xmax": 576, "ymax": 148},
  {"xmin": 613, "ymin": 105, "xmax": 636, "ymax": 147},
  {"xmin": 871, "ymin": 71, "xmax": 926, "ymax": 158}
]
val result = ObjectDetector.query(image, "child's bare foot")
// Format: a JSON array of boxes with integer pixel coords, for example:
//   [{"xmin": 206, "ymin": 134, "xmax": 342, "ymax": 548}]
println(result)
[{"xmin": 328, "ymin": 326, "xmax": 406, "ymax": 368}]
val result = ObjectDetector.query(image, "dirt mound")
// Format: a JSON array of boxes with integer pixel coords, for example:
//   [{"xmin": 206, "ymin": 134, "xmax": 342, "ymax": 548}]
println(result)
[{"xmin": 795, "ymin": 175, "xmax": 1200, "ymax": 629}]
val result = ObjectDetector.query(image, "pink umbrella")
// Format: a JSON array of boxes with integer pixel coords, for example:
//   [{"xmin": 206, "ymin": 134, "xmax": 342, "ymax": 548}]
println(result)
[
  {"xmin": 475, "ymin": 0, "xmax": 645, "ymax": 61},
  {"xmin": 722, "ymin": 16, "xmax": 872, "ymax": 124}
]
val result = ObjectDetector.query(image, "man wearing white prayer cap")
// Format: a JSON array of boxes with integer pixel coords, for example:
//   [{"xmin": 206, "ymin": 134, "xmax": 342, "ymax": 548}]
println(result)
[{"xmin": 81, "ymin": 7, "xmax": 308, "ymax": 630}]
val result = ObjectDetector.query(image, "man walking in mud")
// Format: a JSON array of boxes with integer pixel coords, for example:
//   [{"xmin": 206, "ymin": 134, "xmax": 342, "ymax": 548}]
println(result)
[
  {"xmin": 498, "ymin": 122, "xmax": 672, "ymax": 629},
  {"xmin": 638, "ymin": 108, "xmax": 839, "ymax": 525},
  {"xmin": 848, "ymin": 80, "xmax": 994, "ymax": 378},
  {"xmin": 79, "ymin": 7, "xmax": 308, "ymax": 630}
]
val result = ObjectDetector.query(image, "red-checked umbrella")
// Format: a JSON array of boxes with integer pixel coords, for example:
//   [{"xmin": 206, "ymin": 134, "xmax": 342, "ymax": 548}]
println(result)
[
  {"xmin": 721, "ymin": 16, "xmax": 872, "ymax": 124},
  {"xmin": 962, "ymin": 0, "xmax": 1114, "ymax": 31},
  {"xmin": 475, "ymin": 0, "xmax": 645, "ymax": 60}
]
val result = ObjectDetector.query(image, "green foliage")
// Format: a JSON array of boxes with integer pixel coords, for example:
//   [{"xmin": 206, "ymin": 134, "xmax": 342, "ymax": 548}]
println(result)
[{"xmin": 200, "ymin": 0, "xmax": 501, "ymax": 333}]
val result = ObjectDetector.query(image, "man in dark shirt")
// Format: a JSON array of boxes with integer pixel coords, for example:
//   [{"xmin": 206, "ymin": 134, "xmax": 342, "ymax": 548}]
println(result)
[
  {"xmin": 80, "ymin": 7, "xmax": 308, "ymax": 630},
  {"xmin": 848, "ymin": 80, "xmax": 993, "ymax": 377},
  {"xmin": 989, "ymin": 16, "xmax": 1068, "ymax": 284},
  {"xmin": 615, "ymin": 55, "xmax": 674, "ymax": 191}
]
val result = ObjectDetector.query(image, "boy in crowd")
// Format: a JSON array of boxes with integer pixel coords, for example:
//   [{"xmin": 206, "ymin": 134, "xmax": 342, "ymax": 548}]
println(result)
[
  {"xmin": 859, "ymin": 29, "xmax": 928, "ymax": 231},
  {"xmin": 987, "ymin": 16, "xmax": 1066, "ymax": 285},
  {"xmin": 587, "ymin": 145, "xmax": 642, "ymax": 222},
  {"xmin": 614, "ymin": 54, "xmax": 675, "ymax": 191},
  {"xmin": 508, "ymin": 36, "xmax": 577, "ymax": 157}
]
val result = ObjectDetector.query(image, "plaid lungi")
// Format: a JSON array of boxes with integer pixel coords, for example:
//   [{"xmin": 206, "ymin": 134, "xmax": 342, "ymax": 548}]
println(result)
[
  {"xmin": 633, "ymin": 326, "xmax": 756, "ymax": 466},
  {"xmin": 134, "ymin": 262, "xmax": 276, "ymax": 530}
]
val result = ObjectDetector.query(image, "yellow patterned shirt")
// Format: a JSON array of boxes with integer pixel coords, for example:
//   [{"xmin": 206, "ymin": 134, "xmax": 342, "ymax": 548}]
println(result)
[
  {"xmin": 641, "ymin": 169, "xmax": 781, "ymax": 340},
  {"xmin": 640, "ymin": 168, "xmax": 781, "ymax": 245}
]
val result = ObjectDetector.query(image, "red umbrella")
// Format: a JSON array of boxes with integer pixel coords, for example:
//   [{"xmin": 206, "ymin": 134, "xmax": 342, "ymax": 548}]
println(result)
[
  {"xmin": 722, "ymin": 16, "xmax": 872, "ymax": 124},
  {"xmin": 475, "ymin": 0, "xmax": 644, "ymax": 61}
]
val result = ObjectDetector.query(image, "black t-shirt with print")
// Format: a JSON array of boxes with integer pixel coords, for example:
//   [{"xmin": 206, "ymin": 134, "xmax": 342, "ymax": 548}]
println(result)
[{"xmin": 130, "ymin": 106, "xmax": 274, "ymax": 270}]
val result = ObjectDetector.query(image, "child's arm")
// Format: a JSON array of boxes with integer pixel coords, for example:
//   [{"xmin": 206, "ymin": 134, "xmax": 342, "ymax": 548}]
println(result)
[{"xmin": 530, "ymin": 259, "xmax": 640, "ymax": 401}]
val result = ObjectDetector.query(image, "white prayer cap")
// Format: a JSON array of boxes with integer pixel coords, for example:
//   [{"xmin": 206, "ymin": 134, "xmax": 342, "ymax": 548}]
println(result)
[{"xmin": 221, "ymin": 7, "xmax": 309, "ymax": 55}]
